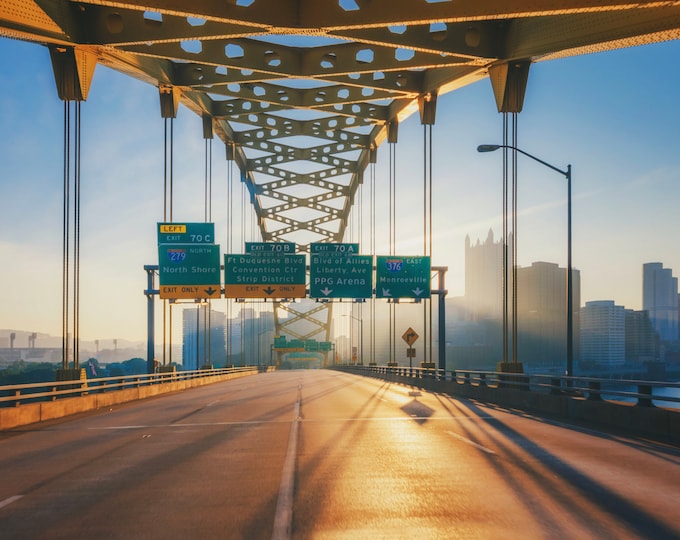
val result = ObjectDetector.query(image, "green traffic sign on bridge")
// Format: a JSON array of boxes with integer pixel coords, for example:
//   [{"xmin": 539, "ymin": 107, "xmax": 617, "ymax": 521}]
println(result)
[
  {"xmin": 245, "ymin": 242, "xmax": 296, "ymax": 254},
  {"xmin": 158, "ymin": 222, "xmax": 215, "ymax": 245},
  {"xmin": 375, "ymin": 256, "xmax": 431, "ymax": 299},
  {"xmin": 310, "ymin": 244, "xmax": 372, "ymax": 299},
  {"xmin": 310, "ymin": 242, "xmax": 359, "ymax": 255},
  {"xmin": 224, "ymin": 253, "xmax": 306, "ymax": 298},
  {"xmin": 158, "ymin": 243, "xmax": 221, "ymax": 299}
]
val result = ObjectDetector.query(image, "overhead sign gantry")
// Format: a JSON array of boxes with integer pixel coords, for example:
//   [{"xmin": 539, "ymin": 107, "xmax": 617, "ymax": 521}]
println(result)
[{"xmin": 157, "ymin": 230, "xmax": 432, "ymax": 301}]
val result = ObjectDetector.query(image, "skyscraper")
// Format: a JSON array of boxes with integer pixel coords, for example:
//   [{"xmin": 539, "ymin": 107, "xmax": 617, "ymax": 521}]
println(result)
[
  {"xmin": 580, "ymin": 301, "xmax": 625, "ymax": 367},
  {"xmin": 642, "ymin": 263, "xmax": 679, "ymax": 342},
  {"xmin": 459, "ymin": 231, "xmax": 581, "ymax": 372},
  {"xmin": 464, "ymin": 229, "xmax": 509, "ymax": 321},
  {"xmin": 625, "ymin": 309, "xmax": 660, "ymax": 363},
  {"xmin": 182, "ymin": 307, "xmax": 227, "ymax": 369},
  {"xmin": 517, "ymin": 261, "xmax": 581, "ymax": 371}
]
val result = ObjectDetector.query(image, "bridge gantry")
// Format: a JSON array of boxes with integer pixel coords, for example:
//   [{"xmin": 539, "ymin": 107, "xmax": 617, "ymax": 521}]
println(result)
[{"xmin": 3, "ymin": 1, "xmax": 680, "ymax": 368}]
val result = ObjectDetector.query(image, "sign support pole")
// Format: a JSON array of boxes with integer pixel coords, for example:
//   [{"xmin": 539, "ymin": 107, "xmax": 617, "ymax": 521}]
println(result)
[
  {"xmin": 144, "ymin": 265, "xmax": 158, "ymax": 374},
  {"xmin": 434, "ymin": 267, "xmax": 448, "ymax": 371}
]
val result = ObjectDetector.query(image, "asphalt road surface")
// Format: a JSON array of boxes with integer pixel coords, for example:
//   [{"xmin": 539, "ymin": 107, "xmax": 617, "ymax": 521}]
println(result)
[{"xmin": 1, "ymin": 370, "xmax": 679, "ymax": 539}]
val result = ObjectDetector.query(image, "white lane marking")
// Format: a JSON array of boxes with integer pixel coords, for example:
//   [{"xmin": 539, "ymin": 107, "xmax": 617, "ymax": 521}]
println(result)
[
  {"xmin": 89, "ymin": 420, "xmax": 281, "ymax": 430},
  {"xmin": 271, "ymin": 392, "xmax": 301, "ymax": 540},
  {"xmin": 0, "ymin": 495, "xmax": 23, "ymax": 510},
  {"xmin": 447, "ymin": 430, "xmax": 497, "ymax": 455}
]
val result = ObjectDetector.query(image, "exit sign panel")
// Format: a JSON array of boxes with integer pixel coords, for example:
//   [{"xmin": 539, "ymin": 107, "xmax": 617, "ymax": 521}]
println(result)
[
  {"xmin": 224, "ymin": 253, "xmax": 306, "ymax": 298},
  {"xmin": 309, "ymin": 243, "xmax": 371, "ymax": 299},
  {"xmin": 375, "ymin": 256, "xmax": 431, "ymax": 299},
  {"xmin": 158, "ymin": 244, "xmax": 221, "ymax": 299}
]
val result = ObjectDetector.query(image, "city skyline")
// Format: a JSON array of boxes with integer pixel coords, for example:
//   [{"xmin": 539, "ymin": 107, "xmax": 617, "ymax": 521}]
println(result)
[{"xmin": 1, "ymin": 37, "xmax": 679, "ymax": 342}]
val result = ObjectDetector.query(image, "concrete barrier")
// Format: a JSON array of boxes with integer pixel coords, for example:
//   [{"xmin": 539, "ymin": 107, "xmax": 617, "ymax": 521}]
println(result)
[{"xmin": 0, "ymin": 369, "xmax": 260, "ymax": 430}]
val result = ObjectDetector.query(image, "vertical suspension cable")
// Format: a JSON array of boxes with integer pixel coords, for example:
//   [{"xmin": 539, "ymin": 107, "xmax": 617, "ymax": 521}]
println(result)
[
  {"xmin": 388, "ymin": 143, "xmax": 393, "ymax": 364},
  {"xmin": 169, "ymin": 118, "xmax": 174, "ymax": 222},
  {"xmin": 203, "ymin": 137, "xmax": 213, "ymax": 367},
  {"xmin": 60, "ymin": 99, "xmax": 83, "ymax": 373},
  {"xmin": 388, "ymin": 142, "xmax": 397, "ymax": 364},
  {"xmin": 204, "ymin": 303, "xmax": 208, "ymax": 367},
  {"xmin": 241, "ymin": 170, "xmax": 246, "ymax": 363},
  {"xmin": 390, "ymin": 144, "xmax": 396, "ymax": 256},
  {"xmin": 423, "ymin": 124, "xmax": 428, "ymax": 366},
  {"xmin": 359, "ymin": 174, "xmax": 364, "ymax": 364},
  {"xmin": 162, "ymin": 119, "xmax": 168, "ymax": 366},
  {"xmin": 208, "ymin": 138, "xmax": 212, "ymax": 366},
  {"xmin": 168, "ymin": 118, "xmax": 174, "ymax": 366},
  {"xmin": 61, "ymin": 101, "xmax": 70, "ymax": 370},
  {"xmin": 227, "ymin": 146, "xmax": 234, "ymax": 365},
  {"xmin": 502, "ymin": 114, "xmax": 509, "ymax": 366},
  {"xmin": 209, "ymin": 139, "xmax": 213, "ymax": 221},
  {"xmin": 421, "ymin": 123, "xmax": 435, "ymax": 366},
  {"xmin": 370, "ymin": 158, "xmax": 376, "ymax": 366},
  {"xmin": 195, "ymin": 305, "xmax": 200, "ymax": 369},
  {"xmin": 163, "ymin": 119, "xmax": 168, "ymax": 222},
  {"xmin": 512, "ymin": 113, "xmax": 519, "ymax": 365},
  {"xmin": 428, "ymin": 123, "xmax": 434, "ymax": 367},
  {"xmin": 204, "ymin": 139, "xmax": 209, "ymax": 223},
  {"xmin": 73, "ymin": 102, "xmax": 81, "ymax": 370}
]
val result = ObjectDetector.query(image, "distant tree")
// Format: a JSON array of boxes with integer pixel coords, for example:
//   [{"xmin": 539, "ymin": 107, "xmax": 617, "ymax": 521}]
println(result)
[
  {"xmin": 107, "ymin": 363, "xmax": 124, "ymax": 377},
  {"xmin": 0, "ymin": 361, "xmax": 57, "ymax": 384},
  {"xmin": 122, "ymin": 358, "xmax": 147, "ymax": 375}
]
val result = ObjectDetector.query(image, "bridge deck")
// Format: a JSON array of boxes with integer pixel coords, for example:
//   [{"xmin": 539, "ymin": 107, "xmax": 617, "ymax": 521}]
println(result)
[{"xmin": 1, "ymin": 370, "xmax": 679, "ymax": 538}]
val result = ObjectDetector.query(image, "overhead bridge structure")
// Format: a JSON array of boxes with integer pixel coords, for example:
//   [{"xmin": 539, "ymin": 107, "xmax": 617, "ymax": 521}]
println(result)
[
  {"xmin": 2, "ymin": 1, "xmax": 680, "ymax": 367},
  {"xmin": 4, "ymin": 2, "xmax": 680, "ymax": 215}
]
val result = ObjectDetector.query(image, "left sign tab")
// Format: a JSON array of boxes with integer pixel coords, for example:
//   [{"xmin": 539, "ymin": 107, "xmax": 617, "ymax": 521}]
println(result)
[
  {"xmin": 158, "ymin": 244, "xmax": 222, "ymax": 299},
  {"xmin": 158, "ymin": 222, "xmax": 215, "ymax": 244}
]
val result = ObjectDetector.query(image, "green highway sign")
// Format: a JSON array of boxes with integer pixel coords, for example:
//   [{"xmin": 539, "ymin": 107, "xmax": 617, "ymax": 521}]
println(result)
[
  {"xmin": 310, "ymin": 242, "xmax": 359, "ymax": 255},
  {"xmin": 375, "ymin": 256, "xmax": 431, "ymax": 299},
  {"xmin": 158, "ymin": 244, "xmax": 221, "ymax": 299},
  {"xmin": 273, "ymin": 337, "xmax": 332, "ymax": 352},
  {"xmin": 288, "ymin": 339, "xmax": 305, "ymax": 350},
  {"xmin": 245, "ymin": 242, "xmax": 296, "ymax": 254},
  {"xmin": 310, "ymin": 251, "xmax": 373, "ymax": 299},
  {"xmin": 158, "ymin": 222, "xmax": 215, "ymax": 244},
  {"xmin": 224, "ymin": 253, "xmax": 306, "ymax": 298}
]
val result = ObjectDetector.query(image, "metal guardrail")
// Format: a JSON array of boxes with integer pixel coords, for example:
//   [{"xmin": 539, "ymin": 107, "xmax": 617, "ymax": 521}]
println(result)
[
  {"xmin": 4, "ymin": 364, "xmax": 678, "ymax": 410},
  {"xmin": 339, "ymin": 365, "xmax": 680, "ymax": 409},
  {"xmin": 0, "ymin": 366, "xmax": 260, "ymax": 407}
]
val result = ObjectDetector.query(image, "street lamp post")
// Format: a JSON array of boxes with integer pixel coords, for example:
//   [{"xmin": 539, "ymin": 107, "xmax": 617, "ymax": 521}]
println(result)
[
  {"xmin": 343, "ymin": 312, "xmax": 364, "ymax": 365},
  {"xmin": 477, "ymin": 144, "xmax": 573, "ymax": 377}
]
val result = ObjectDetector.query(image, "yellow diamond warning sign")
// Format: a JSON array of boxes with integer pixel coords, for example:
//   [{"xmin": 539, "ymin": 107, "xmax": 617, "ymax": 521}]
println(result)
[{"xmin": 402, "ymin": 327, "xmax": 419, "ymax": 346}]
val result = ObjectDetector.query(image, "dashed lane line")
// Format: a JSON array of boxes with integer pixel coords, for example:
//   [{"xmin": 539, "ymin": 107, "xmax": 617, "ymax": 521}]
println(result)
[
  {"xmin": 0, "ymin": 495, "xmax": 24, "ymax": 510},
  {"xmin": 447, "ymin": 430, "xmax": 497, "ymax": 455}
]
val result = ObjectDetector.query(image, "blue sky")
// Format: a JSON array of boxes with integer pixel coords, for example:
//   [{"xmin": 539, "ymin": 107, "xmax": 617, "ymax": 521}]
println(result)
[{"xmin": 1, "ymin": 37, "xmax": 679, "ymax": 343}]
